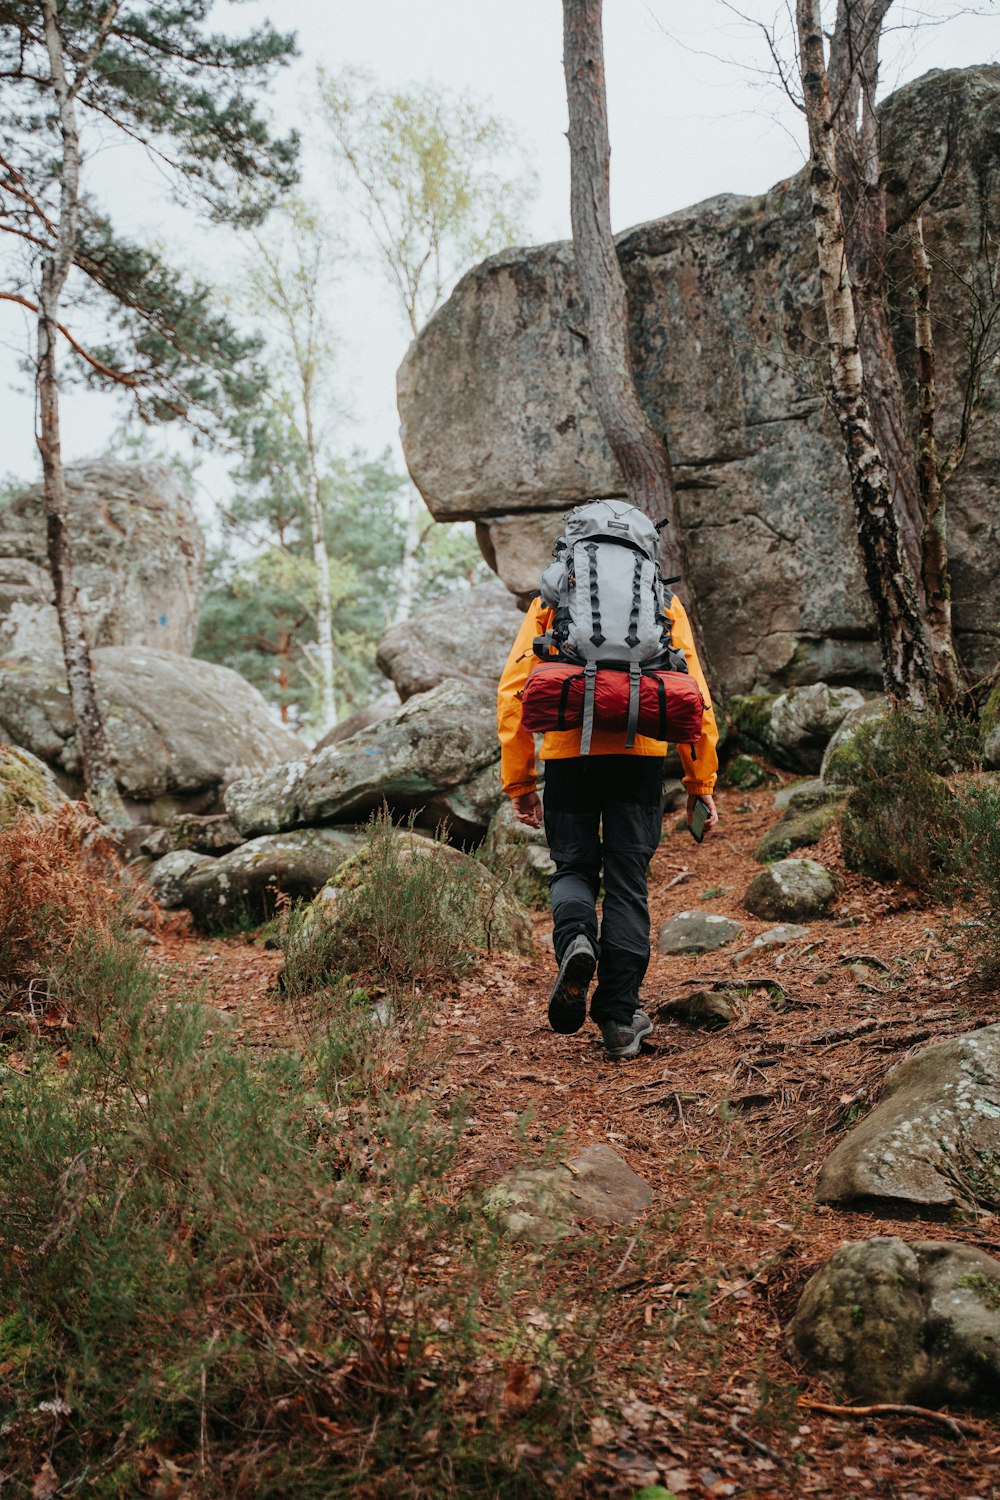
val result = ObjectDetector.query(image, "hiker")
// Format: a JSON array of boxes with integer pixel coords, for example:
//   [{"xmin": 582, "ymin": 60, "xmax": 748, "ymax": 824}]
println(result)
[{"xmin": 497, "ymin": 500, "xmax": 718, "ymax": 1061}]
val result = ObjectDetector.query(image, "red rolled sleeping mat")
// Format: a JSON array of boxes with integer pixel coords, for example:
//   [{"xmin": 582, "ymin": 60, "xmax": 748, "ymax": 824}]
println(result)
[{"xmin": 520, "ymin": 662, "xmax": 704, "ymax": 743}]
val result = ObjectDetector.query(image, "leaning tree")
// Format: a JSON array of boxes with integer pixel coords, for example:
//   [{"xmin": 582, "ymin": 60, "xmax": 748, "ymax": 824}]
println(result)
[{"xmin": 0, "ymin": 1, "xmax": 298, "ymax": 822}]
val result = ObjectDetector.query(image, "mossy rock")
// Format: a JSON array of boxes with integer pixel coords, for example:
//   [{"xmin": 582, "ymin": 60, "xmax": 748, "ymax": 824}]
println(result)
[
  {"xmin": 724, "ymin": 753, "xmax": 776, "ymax": 791},
  {"xmin": 983, "ymin": 686, "xmax": 1000, "ymax": 770},
  {"xmin": 729, "ymin": 693, "xmax": 777, "ymax": 756},
  {"xmin": 756, "ymin": 788, "xmax": 846, "ymax": 862},
  {"xmin": 0, "ymin": 742, "xmax": 67, "ymax": 827}
]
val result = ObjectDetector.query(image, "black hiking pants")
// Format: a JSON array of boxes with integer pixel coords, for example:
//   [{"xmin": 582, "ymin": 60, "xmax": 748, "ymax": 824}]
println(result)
[{"xmin": 543, "ymin": 755, "xmax": 666, "ymax": 1026}]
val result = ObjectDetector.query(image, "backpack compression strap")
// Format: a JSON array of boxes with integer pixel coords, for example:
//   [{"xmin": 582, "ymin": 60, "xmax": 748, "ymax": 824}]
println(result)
[
  {"xmin": 625, "ymin": 663, "xmax": 642, "ymax": 749},
  {"xmin": 580, "ymin": 662, "xmax": 598, "ymax": 755}
]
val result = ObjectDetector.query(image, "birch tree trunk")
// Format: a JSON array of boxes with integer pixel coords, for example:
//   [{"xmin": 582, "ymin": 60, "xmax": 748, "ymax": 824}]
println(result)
[
  {"xmin": 795, "ymin": 0, "xmax": 933, "ymax": 706},
  {"xmin": 302, "ymin": 402, "xmax": 337, "ymax": 732},
  {"xmin": 561, "ymin": 0, "xmax": 691, "ymax": 595},
  {"xmin": 911, "ymin": 217, "xmax": 966, "ymax": 707},
  {"xmin": 38, "ymin": 0, "xmax": 127, "ymax": 825},
  {"xmin": 827, "ymin": 0, "xmax": 925, "ymax": 585}
]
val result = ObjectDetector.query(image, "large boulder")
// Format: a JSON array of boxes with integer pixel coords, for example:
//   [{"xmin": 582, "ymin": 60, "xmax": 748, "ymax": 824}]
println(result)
[
  {"xmin": 733, "ymin": 684, "xmax": 865, "ymax": 772},
  {"xmin": 0, "ymin": 461, "xmax": 205, "ymax": 657},
  {"xmin": 226, "ymin": 678, "xmax": 502, "ymax": 841},
  {"xmin": 0, "ymin": 647, "xmax": 305, "ymax": 819},
  {"xmin": 820, "ymin": 699, "xmax": 888, "ymax": 784},
  {"xmin": 376, "ymin": 579, "xmax": 522, "ymax": 701},
  {"xmin": 816, "ymin": 1025, "xmax": 1000, "ymax": 1212},
  {"xmin": 0, "ymin": 742, "xmax": 67, "ymax": 828},
  {"xmin": 170, "ymin": 828, "xmax": 367, "ymax": 931},
  {"xmin": 398, "ymin": 68, "xmax": 1000, "ymax": 695},
  {"xmin": 788, "ymin": 1238, "xmax": 1000, "ymax": 1409}
]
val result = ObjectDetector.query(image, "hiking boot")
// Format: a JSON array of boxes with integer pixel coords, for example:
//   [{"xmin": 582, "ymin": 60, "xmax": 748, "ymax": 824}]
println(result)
[
  {"xmin": 599, "ymin": 1009, "xmax": 654, "ymax": 1060},
  {"xmin": 547, "ymin": 933, "xmax": 597, "ymax": 1034}
]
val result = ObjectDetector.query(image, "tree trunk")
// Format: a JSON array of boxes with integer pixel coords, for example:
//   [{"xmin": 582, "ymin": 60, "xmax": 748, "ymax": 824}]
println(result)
[
  {"xmin": 561, "ymin": 0, "xmax": 695, "ymax": 607},
  {"xmin": 795, "ymin": 0, "xmax": 934, "ymax": 706},
  {"xmin": 911, "ymin": 217, "xmax": 966, "ymax": 707},
  {"xmin": 827, "ymin": 0, "xmax": 925, "ymax": 585},
  {"xmin": 39, "ymin": 0, "xmax": 127, "ymax": 825},
  {"xmin": 393, "ymin": 488, "xmax": 423, "ymax": 624},
  {"xmin": 302, "ymin": 407, "xmax": 337, "ymax": 732}
]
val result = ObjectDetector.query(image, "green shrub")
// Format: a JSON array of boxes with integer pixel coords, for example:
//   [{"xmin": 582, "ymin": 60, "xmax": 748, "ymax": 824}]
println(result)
[
  {"xmin": 839, "ymin": 707, "xmax": 980, "ymax": 889},
  {"xmin": 281, "ymin": 810, "xmax": 531, "ymax": 1007},
  {"xmin": 0, "ymin": 929, "xmax": 596, "ymax": 1497},
  {"xmin": 951, "ymin": 776, "xmax": 1000, "ymax": 976}
]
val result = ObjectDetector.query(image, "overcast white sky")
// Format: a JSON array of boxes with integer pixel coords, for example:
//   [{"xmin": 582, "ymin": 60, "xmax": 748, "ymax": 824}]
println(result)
[{"xmin": 1, "ymin": 0, "xmax": 996, "ymax": 516}]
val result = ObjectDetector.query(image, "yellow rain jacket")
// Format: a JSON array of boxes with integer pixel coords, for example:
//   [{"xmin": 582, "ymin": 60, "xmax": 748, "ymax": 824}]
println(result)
[{"xmin": 497, "ymin": 593, "xmax": 718, "ymax": 799}]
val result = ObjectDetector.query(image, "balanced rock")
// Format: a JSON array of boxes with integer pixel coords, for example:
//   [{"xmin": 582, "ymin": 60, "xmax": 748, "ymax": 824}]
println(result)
[
  {"xmin": 0, "ymin": 461, "xmax": 205, "ymax": 657},
  {"xmin": 744, "ymin": 859, "xmax": 835, "ymax": 920},
  {"xmin": 485, "ymin": 1143, "xmax": 652, "ymax": 1244},
  {"xmin": 376, "ymin": 578, "xmax": 522, "ymax": 700},
  {"xmin": 398, "ymin": 70, "xmax": 1000, "ymax": 696},
  {"xmin": 0, "ymin": 742, "xmax": 67, "ymax": 828},
  {"xmin": 176, "ymin": 829, "xmax": 367, "ymax": 932},
  {"xmin": 226, "ymin": 678, "xmax": 502, "ymax": 841},
  {"xmin": 657, "ymin": 911, "xmax": 743, "ymax": 954},
  {"xmin": 816, "ymin": 1025, "xmax": 1000, "ymax": 1212},
  {"xmin": 788, "ymin": 1237, "xmax": 1000, "ymax": 1409},
  {"xmin": 0, "ymin": 648, "xmax": 304, "ymax": 818}
]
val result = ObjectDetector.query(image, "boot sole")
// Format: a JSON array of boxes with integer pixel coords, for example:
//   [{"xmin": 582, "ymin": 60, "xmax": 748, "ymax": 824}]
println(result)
[
  {"xmin": 603, "ymin": 1015, "xmax": 654, "ymax": 1060},
  {"xmin": 547, "ymin": 947, "xmax": 596, "ymax": 1034}
]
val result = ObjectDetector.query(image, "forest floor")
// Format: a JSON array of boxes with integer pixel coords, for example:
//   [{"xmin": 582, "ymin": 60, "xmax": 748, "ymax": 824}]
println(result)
[{"xmin": 156, "ymin": 783, "xmax": 1000, "ymax": 1500}]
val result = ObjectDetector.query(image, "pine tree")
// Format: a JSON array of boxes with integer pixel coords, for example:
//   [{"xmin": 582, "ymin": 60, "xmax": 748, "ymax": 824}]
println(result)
[{"xmin": 0, "ymin": 2, "xmax": 298, "ymax": 822}]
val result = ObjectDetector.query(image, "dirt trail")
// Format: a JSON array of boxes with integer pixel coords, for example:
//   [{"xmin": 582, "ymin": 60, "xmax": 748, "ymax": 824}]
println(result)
[{"xmin": 158, "ymin": 784, "xmax": 1000, "ymax": 1498}]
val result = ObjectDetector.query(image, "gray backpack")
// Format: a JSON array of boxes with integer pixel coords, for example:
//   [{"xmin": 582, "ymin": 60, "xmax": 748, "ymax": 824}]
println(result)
[{"xmin": 533, "ymin": 499, "xmax": 689, "ymax": 753}]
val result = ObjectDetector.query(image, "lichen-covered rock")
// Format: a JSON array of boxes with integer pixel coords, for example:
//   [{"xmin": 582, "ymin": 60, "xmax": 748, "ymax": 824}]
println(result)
[
  {"xmin": 376, "ymin": 578, "xmax": 522, "ymax": 701},
  {"xmin": 484, "ymin": 1144, "xmax": 652, "ymax": 1244},
  {"xmin": 178, "ymin": 829, "xmax": 367, "ymax": 931},
  {"xmin": 313, "ymin": 701, "xmax": 398, "ymax": 752},
  {"xmin": 0, "ymin": 742, "xmax": 67, "ymax": 827},
  {"xmin": 226, "ymin": 678, "xmax": 501, "ymax": 840},
  {"xmin": 732, "ymin": 684, "xmax": 863, "ymax": 772},
  {"xmin": 0, "ymin": 647, "xmax": 305, "ymax": 816},
  {"xmin": 657, "ymin": 911, "xmax": 743, "ymax": 954},
  {"xmin": 788, "ymin": 1237, "xmax": 1000, "ymax": 1409},
  {"xmin": 755, "ymin": 783, "xmax": 846, "ymax": 861},
  {"xmin": 820, "ymin": 699, "xmax": 888, "ymax": 784},
  {"xmin": 744, "ymin": 858, "xmax": 836, "ymax": 920},
  {"xmin": 139, "ymin": 814, "xmax": 244, "ymax": 858},
  {"xmin": 147, "ymin": 849, "xmax": 215, "ymax": 908},
  {"xmin": 0, "ymin": 461, "xmax": 205, "ymax": 657},
  {"xmin": 399, "ymin": 69, "xmax": 1000, "ymax": 696},
  {"xmin": 480, "ymin": 796, "xmax": 554, "ymax": 908},
  {"xmin": 816, "ymin": 1025, "xmax": 1000, "ymax": 1212}
]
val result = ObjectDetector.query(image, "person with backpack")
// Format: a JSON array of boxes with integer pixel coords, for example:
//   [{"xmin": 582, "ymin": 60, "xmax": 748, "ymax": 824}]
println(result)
[{"xmin": 497, "ymin": 499, "xmax": 718, "ymax": 1061}]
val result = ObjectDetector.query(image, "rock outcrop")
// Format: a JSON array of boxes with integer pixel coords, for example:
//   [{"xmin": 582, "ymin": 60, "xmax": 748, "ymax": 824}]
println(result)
[
  {"xmin": 788, "ymin": 1238, "xmax": 1000, "ymax": 1409},
  {"xmin": 226, "ymin": 678, "xmax": 503, "ymax": 842},
  {"xmin": 816, "ymin": 1025, "xmax": 1000, "ymax": 1212},
  {"xmin": 0, "ymin": 461, "xmax": 205, "ymax": 657},
  {"xmin": 0, "ymin": 648, "xmax": 305, "ymax": 820},
  {"xmin": 398, "ymin": 68, "xmax": 1000, "ymax": 694},
  {"xmin": 376, "ymin": 578, "xmax": 522, "ymax": 702}
]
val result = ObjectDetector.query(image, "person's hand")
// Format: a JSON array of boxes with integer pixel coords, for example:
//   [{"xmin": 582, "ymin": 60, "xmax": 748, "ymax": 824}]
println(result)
[
  {"xmin": 512, "ymin": 791, "xmax": 543, "ymax": 828},
  {"xmin": 686, "ymin": 793, "xmax": 719, "ymax": 835}
]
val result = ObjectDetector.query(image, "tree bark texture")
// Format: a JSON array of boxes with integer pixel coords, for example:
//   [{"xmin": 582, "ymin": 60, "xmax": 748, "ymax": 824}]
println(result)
[
  {"xmin": 827, "ymin": 0, "xmax": 924, "ymax": 583},
  {"xmin": 561, "ymin": 0, "xmax": 690, "ymax": 590},
  {"xmin": 38, "ymin": 0, "xmax": 127, "ymax": 825},
  {"xmin": 795, "ymin": 0, "xmax": 933, "ymax": 707},
  {"xmin": 911, "ymin": 217, "xmax": 966, "ymax": 707}
]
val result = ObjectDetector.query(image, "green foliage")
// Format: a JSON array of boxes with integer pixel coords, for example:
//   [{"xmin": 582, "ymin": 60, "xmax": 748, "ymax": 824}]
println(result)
[
  {"xmin": 950, "ymin": 777, "xmax": 1000, "ymax": 976},
  {"xmin": 0, "ymin": 2, "xmax": 298, "ymax": 431},
  {"xmin": 281, "ymin": 811, "xmax": 531, "ymax": 1007},
  {"xmin": 196, "ymin": 448, "xmax": 409, "ymax": 724},
  {"xmin": 318, "ymin": 67, "xmax": 536, "ymax": 334},
  {"xmin": 839, "ymin": 706, "xmax": 980, "ymax": 888},
  {"xmin": 0, "ymin": 926, "xmax": 595, "ymax": 1496}
]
